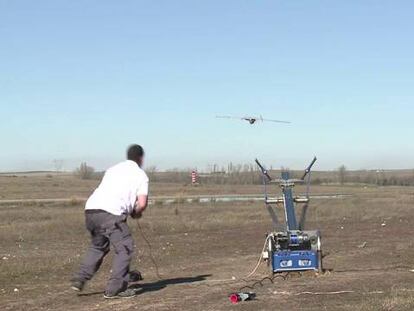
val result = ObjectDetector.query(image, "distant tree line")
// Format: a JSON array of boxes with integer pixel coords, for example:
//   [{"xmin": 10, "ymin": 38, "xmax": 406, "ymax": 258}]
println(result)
[
  {"xmin": 74, "ymin": 162, "xmax": 414, "ymax": 186},
  {"xmin": 312, "ymin": 165, "xmax": 414, "ymax": 187},
  {"xmin": 150, "ymin": 164, "xmax": 414, "ymax": 187}
]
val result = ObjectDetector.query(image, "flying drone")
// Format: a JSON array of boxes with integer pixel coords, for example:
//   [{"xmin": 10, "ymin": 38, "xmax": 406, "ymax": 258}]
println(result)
[{"xmin": 216, "ymin": 115, "xmax": 291, "ymax": 125}]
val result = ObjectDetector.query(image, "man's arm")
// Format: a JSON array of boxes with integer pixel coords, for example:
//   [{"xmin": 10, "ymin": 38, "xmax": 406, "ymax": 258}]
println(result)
[
  {"xmin": 136, "ymin": 195, "xmax": 148, "ymax": 212},
  {"xmin": 132, "ymin": 174, "xmax": 149, "ymax": 218},
  {"xmin": 131, "ymin": 195, "xmax": 148, "ymax": 219}
]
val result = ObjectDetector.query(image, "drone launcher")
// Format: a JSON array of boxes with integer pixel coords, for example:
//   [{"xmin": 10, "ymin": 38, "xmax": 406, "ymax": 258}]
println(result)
[{"xmin": 255, "ymin": 157, "xmax": 322, "ymax": 273}]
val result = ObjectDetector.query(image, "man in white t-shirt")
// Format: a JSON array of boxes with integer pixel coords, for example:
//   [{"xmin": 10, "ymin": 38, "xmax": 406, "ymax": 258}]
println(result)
[{"xmin": 71, "ymin": 144, "xmax": 149, "ymax": 299}]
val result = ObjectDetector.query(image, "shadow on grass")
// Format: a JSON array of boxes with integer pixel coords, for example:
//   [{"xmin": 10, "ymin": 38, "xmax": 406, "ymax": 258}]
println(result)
[{"xmin": 78, "ymin": 274, "xmax": 212, "ymax": 297}]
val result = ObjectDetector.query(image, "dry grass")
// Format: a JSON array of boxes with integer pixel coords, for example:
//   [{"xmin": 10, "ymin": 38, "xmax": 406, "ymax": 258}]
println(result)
[
  {"xmin": 360, "ymin": 288, "xmax": 414, "ymax": 311},
  {"xmin": 1, "ymin": 180, "xmax": 414, "ymax": 310},
  {"xmin": 0, "ymin": 174, "xmax": 379, "ymax": 200}
]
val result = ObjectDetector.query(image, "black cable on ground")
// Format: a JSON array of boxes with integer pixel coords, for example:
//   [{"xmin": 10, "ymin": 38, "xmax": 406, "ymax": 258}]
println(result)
[
  {"xmin": 136, "ymin": 220, "xmax": 163, "ymax": 280},
  {"xmin": 237, "ymin": 273, "xmax": 289, "ymax": 292}
]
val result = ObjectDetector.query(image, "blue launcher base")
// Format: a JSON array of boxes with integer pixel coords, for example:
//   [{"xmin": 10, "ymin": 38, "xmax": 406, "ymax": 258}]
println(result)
[{"xmin": 272, "ymin": 250, "xmax": 319, "ymax": 272}]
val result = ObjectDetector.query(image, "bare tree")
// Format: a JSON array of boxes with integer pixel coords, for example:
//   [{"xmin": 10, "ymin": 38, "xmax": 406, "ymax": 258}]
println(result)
[
  {"xmin": 75, "ymin": 162, "xmax": 95, "ymax": 180},
  {"xmin": 53, "ymin": 159, "xmax": 64, "ymax": 172},
  {"xmin": 338, "ymin": 165, "xmax": 347, "ymax": 185},
  {"xmin": 147, "ymin": 166, "xmax": 158, "ymax": 182}
]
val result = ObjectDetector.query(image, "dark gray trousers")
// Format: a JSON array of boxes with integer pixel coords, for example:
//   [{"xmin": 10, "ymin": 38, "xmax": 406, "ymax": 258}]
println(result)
[{"xmin": 74, "ymin": 210, "xmax": 134, "ymax": 295}]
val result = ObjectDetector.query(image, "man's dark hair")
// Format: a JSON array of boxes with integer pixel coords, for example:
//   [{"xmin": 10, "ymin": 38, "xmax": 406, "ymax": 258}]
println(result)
[{"xmin": 127, "ymin": 144, "xmax": 144, "ymax": 163}]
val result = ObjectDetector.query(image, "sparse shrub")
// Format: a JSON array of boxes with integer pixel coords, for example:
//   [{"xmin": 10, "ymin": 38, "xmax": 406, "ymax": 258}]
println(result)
[
  {"xmin": 74, "ymin": 162, "xmax": 95, "ymax": 180},
  {"xmin": 152, "ymin": 199, "xmax": 163, "ymax": 208},
  {"xmin": 69, "ymin": 197, "xmax": 81, "ymax": 206},
  {"xmin": 338, "ymin": 165, "xmax": 347, "ymax": 185},
  {"xmin": 175, "ymin": 197, "xmax": 185, "ymax": 204}
]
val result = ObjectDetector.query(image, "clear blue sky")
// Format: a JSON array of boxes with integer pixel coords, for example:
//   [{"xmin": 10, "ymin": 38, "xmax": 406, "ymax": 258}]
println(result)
[{"xmin": 1, "ymin": 1, "xmax": 414, "ymax": 171}]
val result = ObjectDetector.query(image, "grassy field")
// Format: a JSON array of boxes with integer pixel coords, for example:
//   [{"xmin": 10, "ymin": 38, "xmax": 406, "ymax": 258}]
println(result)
[
  {"xmin": 0, "ymin": 174, "xmax": 377, "ymax": 200},
  {"xmin": 0, "ymin": 175, "xmax": 413, "ymax": 310}
]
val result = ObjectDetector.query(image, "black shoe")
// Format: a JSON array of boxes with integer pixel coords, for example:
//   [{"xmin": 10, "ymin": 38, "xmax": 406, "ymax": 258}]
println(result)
[
  {"xmin": 128, "ymin": 270, "xmax": 143, "ymax": 282},
  {"xmin": 70, "ymin": 279, "xmax": 85, "ymax": 292},
  {"xmin": 104, "ymin": 288, "xmax": 137, "ymax": 299}
]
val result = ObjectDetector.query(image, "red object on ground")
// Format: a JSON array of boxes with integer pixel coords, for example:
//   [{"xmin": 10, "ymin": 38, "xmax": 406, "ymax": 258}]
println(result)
[
  {"xmin": 230, "ymin": 293, "xmax": 240, "ymax": 304},
  {"xmin": 229, "ymin": 292, "xmax": 256, "ymax": 304}
]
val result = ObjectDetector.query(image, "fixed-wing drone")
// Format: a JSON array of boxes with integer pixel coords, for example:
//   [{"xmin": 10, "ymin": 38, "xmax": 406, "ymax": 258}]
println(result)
[{"xmin": 216, "ymin": 115, "xmax": 291, "ymax": 125}]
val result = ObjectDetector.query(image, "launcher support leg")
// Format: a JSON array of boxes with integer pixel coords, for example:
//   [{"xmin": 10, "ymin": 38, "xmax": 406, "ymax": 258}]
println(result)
[{"xmin": 266, "ymin": 204, "xmax": 279, "ymax": 229}]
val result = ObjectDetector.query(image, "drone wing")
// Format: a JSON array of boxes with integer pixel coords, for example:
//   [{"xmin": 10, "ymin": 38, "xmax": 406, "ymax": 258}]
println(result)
[
  {"xmin": 216, "ymin": 115, "xmax": 246, "ymax": 120},
  {"xmin": 261, "ymin": 118, "xmax": 291, "ymax": 124}
]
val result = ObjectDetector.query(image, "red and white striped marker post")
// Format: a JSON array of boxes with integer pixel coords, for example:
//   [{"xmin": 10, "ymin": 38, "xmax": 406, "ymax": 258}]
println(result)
[{"xmin": 191, "ymin": 170, "xmax": 198, "ymax": 185}]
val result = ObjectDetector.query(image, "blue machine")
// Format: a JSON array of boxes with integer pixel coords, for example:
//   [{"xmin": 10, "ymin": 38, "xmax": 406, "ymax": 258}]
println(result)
[
  {"xmin": 273, "ymin": 251, "xmax": 318, "ymax": 272},
  {"xmin": 255, "ymin": 157, "xmax": 322, "ymax": 273}
]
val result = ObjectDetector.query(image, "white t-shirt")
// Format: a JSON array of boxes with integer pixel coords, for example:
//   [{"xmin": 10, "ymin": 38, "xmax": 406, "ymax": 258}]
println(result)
[{"xmin": 85, "ymin": 160, "xmax": 149, "ymax": 216}]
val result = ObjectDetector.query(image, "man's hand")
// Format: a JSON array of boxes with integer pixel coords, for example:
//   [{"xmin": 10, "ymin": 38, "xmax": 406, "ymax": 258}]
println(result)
[
  {"xmin": 132, "ymin": 195, "xmax": 148, "ymax": 218},
  {"xmin": 131, "ymin": 210, "xmax": 142, "ymax": 219}
]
